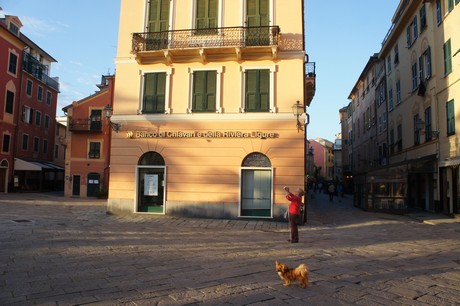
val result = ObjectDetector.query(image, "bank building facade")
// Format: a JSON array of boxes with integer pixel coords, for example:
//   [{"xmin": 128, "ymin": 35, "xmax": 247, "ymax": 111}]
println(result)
[{"xmin": 108, "ymin": 0, "xmax": 315, "ymax": 219}]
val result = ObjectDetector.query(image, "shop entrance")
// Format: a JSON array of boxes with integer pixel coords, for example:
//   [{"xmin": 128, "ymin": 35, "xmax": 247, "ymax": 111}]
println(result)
[
  {"xmin": 136, "ymin": 152, "xmax": 166, "ymax": 213},
  {"xmin": 87, "ymin": 173, "xmax": 100, "ymax": 197}
]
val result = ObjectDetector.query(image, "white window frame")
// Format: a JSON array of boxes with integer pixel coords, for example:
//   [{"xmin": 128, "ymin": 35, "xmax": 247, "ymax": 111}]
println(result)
[
  {"xmin": 238, "ymin": 166, "xmax": 274, "ymax": 219},
  {"xmin": 187, "ymin": 66, "xmax": 223, "ymax": 113},
  {"xmin": 240, "ymin": 65, "xmax": 277, "ymax": 113},
  {"xmin": 139, "ymin": 68, "xmax": 173, "ymax": 114}
]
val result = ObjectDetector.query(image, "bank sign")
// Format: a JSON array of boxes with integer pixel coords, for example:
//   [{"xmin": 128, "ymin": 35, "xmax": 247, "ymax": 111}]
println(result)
[{"xmin": 127, "ymin": 130, "xmax": 277, "ymax": 139}]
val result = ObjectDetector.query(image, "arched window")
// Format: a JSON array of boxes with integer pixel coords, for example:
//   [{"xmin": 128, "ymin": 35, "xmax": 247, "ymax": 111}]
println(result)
[
  {"xmin": 242, "ymin": 152, "xmax": 271, "ymax": 167},
  {"xmin": 138, "ymin": 152, "xmax": 165, "ymax": 165}
]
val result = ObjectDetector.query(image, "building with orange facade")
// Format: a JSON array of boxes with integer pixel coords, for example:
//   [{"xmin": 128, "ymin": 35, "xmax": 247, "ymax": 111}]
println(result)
[
  {"xmin": 107, "ymin": 0, "xmax": 315, "ymax": 219},
  {"xmin": 62, "ymin": 75, "xmax": 115, "ymax": 198}
]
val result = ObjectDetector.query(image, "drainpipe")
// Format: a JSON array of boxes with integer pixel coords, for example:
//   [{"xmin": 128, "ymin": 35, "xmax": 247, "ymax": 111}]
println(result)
[{"xmin": 301, "ymin": 0, "xmax": 308, "ymax": 224}]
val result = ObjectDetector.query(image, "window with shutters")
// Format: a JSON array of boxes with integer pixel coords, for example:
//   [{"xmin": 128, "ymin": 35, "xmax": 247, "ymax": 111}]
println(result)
[
  {"xmin": 142, "ymin": 72, "xmax": 166, "ymax": 113},
  {"xmin": 2, "ymin": 134, "xmax": 11, "ymax": 154},
  {"xmin": 88, "ymin": 142, "xmax": 101, "ymax": 159},
  {"xmin": 146, "ymin": 0, "xmax": 170, "ymax": 50},
  {"xmin": 22, "ymin": 134, "xmax": 29, "ymax": 151},
  {"xmin": 8, "ymin": 52, "xmax": 18, "ymax": 75},
  {"xmin": 246, "ymin": 0, "xmax": 270, "ymax": 46},
  {"xmin": 443, "ymin": 39, "xmax": 452, "ymax": 76},
  {"xmin": 195, "ymin": 0, "xmax": 218, "ymax": 33},
  {"xmin": 5, "ymin": 90, "xmax": 14, "ymax": 114},
  {"xmin": 26, "ymin": 80, "xmax": 33, "ymax": 96},
  {"xmin": 33, "ymin": 137, "xmax": 40, "ymax": 153},
  {"xmin": 446, "ymin": 100, "xmax": 455, "ymax": 135},
  {"xmin": 245, "ymin": 69, "xmax": 269, "ymax": 112},
  {"xmin": 192, "ymin": 71, "xmax": 216, "ymax": 112}
]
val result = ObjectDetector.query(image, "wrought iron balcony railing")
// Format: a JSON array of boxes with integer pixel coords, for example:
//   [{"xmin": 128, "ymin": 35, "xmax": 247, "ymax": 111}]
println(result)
[
  {"xmin": 22, "ymin": 52, "xmax": 60, "ymax": 92},
  {"xmin": 132, "ymin": 26, "xmax": 280, "ymax": 54},
  {"xmin": 69, "ymin": 119, "xmax": 102, "ymax": 133}
]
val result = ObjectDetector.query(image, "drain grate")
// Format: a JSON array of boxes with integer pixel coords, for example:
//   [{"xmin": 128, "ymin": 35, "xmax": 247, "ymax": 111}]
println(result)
[{"xmin": 12, "ymin": 219, "xmax": 32, "ymax": 223}]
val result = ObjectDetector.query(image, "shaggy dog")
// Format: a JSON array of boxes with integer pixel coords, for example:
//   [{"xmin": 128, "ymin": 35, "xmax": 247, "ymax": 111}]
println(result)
[{"xmin": 275, "ymin": 261, "xmax": 309, "ymax": 288}]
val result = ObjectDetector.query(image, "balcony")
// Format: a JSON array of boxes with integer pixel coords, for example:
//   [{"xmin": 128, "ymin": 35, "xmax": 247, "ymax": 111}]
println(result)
[
  {"xmin": 305, "ymin": 62, "xmax": 316, "ymax": 106},
  {"xmin": 132, "ymin": 26, "xmax": 283, "ymax": 63},
  {"xmin": 22, "ymin": 52, "xmax": 60, "ymax": 92},
  {"xmin": 69, "ymin": 118, "xmax": 102, "ymax": 133}
]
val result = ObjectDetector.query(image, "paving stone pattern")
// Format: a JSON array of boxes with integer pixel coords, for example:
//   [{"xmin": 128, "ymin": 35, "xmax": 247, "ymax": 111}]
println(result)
[{"xmin": 0, "ymin": 192, "xmax": 459, "ymax": 305}]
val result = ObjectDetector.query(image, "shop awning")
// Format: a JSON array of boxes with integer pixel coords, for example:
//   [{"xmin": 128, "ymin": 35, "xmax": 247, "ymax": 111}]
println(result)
[
  {"xmin": 439, "ymin": 157, "xmax": 460, "ymax": 168},
  {"xmin": 14, "ymin": 158, "xmax": 64, "ymax": 171}
]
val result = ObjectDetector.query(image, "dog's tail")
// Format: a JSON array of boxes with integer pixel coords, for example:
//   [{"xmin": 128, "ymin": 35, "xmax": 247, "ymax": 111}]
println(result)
[{"xmin": 297, "ymin": 264, "xmax": 309, "ymax": 277}]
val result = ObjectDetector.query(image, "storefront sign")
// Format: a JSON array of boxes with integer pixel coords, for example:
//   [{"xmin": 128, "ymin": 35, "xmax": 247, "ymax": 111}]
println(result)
[{"xmin": 127, "ymin": 130, "xmax": 277, "ymax": 139}]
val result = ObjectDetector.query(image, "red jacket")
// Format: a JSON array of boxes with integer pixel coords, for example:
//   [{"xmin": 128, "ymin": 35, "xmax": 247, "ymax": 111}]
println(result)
[{"xmin": 286, "ymin": 193, "xmax": 302, "ymax": 215}]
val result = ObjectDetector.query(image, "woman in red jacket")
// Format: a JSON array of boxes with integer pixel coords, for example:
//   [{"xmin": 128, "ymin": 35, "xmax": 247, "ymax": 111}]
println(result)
[{"xmin": 284, "ymin": 186, "xmax": 304, "ymax": 243}]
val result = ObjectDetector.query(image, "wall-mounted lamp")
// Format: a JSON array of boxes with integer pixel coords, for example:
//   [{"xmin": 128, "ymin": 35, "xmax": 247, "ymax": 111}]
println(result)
[
  {"xmin": 291, "ymin": 100, "xmax": 304, "ymax": 132},
  {"xmin": 104, "ymin": 104, "xmax": 121, "ymax": 132}
]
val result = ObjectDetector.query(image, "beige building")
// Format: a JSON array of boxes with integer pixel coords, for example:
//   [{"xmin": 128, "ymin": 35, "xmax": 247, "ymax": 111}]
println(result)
[
  {"xmin": 107, "ymin": 0, "xmax": 315, "ymax": 219},
  {"xmin": 344, "ymin": 0, "xmax": 459, "ymax": 215}
]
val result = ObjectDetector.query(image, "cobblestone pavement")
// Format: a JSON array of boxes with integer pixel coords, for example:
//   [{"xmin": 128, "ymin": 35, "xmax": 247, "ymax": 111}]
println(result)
[{"xmin": 0, "ymin": 192, "xmax": 459, "ymax": 305}]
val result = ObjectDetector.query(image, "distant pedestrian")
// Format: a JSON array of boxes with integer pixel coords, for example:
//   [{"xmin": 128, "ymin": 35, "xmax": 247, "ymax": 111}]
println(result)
[
  {"xmin": 328, "ymin": 183, "xmax": 335, "ymax": 202},
  {"xmin": 283, "ymin": 186, "xmax": 304, "ymax": 243},
  {"xmin": 336, "ymin": 183, "xmax": 344, "ymax": 202}
]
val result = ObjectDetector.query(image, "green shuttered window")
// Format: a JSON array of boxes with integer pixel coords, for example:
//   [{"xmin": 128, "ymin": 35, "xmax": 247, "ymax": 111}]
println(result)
[
  {"xmin": 143, "ymin": 73, "xmax": 166, "ymax": 113},
  {"xmin": 192, "ymin": 71, "xmax": 216, "ymax": 112},
  {"xmin": 245, "ymin": 69, "xmax": 269, "ymax": 112}
]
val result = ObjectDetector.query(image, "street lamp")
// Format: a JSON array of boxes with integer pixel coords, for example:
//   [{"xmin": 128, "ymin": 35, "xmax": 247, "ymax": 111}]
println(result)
[
  {"xmin": 291, "ymin": 100, "xmax": 304, "ymax": 132},
  {"xmin": 104, "ymin": 104, "xmax": 121, "ymax": 132}
]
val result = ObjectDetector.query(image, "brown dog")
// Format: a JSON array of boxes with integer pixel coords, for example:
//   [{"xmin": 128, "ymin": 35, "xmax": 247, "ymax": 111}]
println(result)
[{"xmin": 275, "ymin": 261, "xmax": 309, "ymax": 288}]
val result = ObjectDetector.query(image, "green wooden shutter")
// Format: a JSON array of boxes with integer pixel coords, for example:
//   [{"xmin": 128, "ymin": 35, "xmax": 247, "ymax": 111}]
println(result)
[
  {"xmin": 193, "ymin": 71, "xmax": 216, "ymax": 112},
  {"xmin": 147, "ymin": 0, "xmax": 169, "ymax": 50},
  {"xmin": 245, "ymin": 69, "xmax": 269, "ymax": 112},
  {"xmin": 259, "ymin": 69, "xmax": 269, "ymax": 111},
  {"xmin": 196, "ymin": 0, "xmax": 218, "ymax": 30},
  {"xmin": 143, "ymin": 73, "xmax": 166, "ymax": 113},
  {"xmin": 444, "ymin": 39, "xmax": 452, "ymax": 75},
  {"xmin": 246, "ymin": 0, "xmax": 269, "ymax": 45},
  {"xmin": 148, "ymin": 0, "xmax": 169, "ymax": 32}
]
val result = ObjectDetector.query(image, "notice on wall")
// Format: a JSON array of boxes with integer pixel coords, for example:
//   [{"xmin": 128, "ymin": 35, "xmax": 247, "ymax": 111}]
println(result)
[{"xmin": 144, "ymin": 174, "xmax": 158, "ymax": 196}]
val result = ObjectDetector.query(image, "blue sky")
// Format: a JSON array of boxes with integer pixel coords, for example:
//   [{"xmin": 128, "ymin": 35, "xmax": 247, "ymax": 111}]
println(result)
[{"xmin": 2, "ymin": 0, "xmax": 400, "ymax": 141}]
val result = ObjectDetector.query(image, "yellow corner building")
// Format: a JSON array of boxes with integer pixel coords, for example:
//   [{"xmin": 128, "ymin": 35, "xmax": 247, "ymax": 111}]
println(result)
[{"xmin": 108, "ymin": 0, "xmax": 313, "ymax": 219}]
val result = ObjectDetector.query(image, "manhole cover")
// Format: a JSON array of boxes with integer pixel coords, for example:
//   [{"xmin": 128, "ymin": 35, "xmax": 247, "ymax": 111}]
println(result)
[{"xmin": 12, "ymin": 219, "xmax": 32, "ymax": 223}]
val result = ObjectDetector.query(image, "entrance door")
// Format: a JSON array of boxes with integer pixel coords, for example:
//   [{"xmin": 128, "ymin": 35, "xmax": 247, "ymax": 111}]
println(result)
[
  {"xmin": 0, "ymin": 160, "xmax": 7, "ymax": 192},
  {"xmin": 87, "ymin": 173, "xmax": 100, "ymax": 197},
  {"xmin": 137, "ymin": 167, "xmax": 165, "ymax": 213},
  {"xmin": 72, "ymin": 175, "xmax": 80, "ymax": 196},
  {"xmin": 241, "ymin": 168, "xmax": 272, "ymax": 217}
]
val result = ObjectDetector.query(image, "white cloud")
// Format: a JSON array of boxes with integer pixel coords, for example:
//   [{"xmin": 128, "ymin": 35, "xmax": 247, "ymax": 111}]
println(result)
[{"xmin": 19, "ymin": 16, "xmax": 69, "ymax": 37}]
